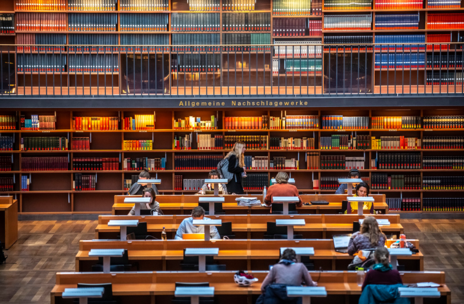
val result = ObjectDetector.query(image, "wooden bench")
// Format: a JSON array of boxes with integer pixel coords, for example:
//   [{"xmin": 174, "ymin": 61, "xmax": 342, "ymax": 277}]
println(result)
[
  {"xmin": 50, "ymin": 271, "xmax": 450, "ymax": 304},
  {"xmin": 112, "ymin": 194, "xmax": 389, "ymax": 215},
  {"xmin": 0, "ymin": 196, "xmax": 18, "ymax": 249},
  {"xmin": 95, "ymin": 214, "xmax": 403, "ymax": 240},
  {"xmin": 76, "ymin": 239, "xmax": 423, "ymax": 272}
]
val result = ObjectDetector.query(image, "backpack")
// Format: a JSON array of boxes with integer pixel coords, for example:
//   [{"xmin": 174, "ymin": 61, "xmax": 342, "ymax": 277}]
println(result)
[
  {"xmin": 0, "ymin": 241, "xmax": 7, "ymax": 264},
  {"xmin": 217, "ymin": 154, "xmax": 238, "ymax": 182},
  {"xmin": 348, "ymin": 249, "xmax": 376, "ymax": 270}
]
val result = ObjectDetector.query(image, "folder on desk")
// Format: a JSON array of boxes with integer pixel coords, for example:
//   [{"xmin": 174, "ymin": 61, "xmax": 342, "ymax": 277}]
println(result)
[{"xmin": 183, "ymin": 233, "xmax": 205, "ymax": 240}]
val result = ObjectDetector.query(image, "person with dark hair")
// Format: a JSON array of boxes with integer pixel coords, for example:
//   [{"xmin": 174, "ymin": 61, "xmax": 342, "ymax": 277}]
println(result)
[
  {"xmin": 128, "ymin": 188, "xmax": 163, "ymax": 215},
  {"xmin": 264, "ymin": 172, "xmax": 302, "ymax": 209},
  {"xmin": 257, "ymin": 249, "xmax": 317, "ymax": 304},
  {"xmin": 335, "ymin": 169, "xmax": 360, "ymax": 194},
  {"xmin": 348, "ymin": 216, "xmax": 386, "ymax": 255},
  {"xmin": 198, "ymin": 170, "xmax": 227, "ymax": 195},
  {"xmin": 128, "ymin": 169, "xmax": 159, "ymax": 195},
  {"xmin": 174, "ymin": 206, "xmax": 220, "ymax": 240},
  {"xmin": 347, "ymin": 182, "xmax": 373, "ymax": 214}
]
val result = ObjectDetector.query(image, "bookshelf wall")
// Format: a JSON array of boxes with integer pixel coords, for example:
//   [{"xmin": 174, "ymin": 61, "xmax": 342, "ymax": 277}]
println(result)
[{"xmin": 0, "ymin": 107, "xmax": 463, "ymax": 214}]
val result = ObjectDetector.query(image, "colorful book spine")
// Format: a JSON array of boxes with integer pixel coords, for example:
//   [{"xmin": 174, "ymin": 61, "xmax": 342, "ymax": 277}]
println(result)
[
  {"xmin": 73, "ymin": 117, "xmax": 119, "ymax": 130},
  {"xmin": 121, "ymin": 14, "xmax": 169, "ymax": 32},
  {"xmin": 123, "ymin": 140, "xmax": 153, "ymax": 150},
  {"xmin": 16, "ymin": 13, "xmax": 67, "ymax": 31},
  {"xmin": 324, "ymin": 0, "xmax": 371, "ymax": 10},
  {"xmin": 375, "ymin": 14, "xmax": 419, "ymax": 30},
  {"xmin": 120, "ymin": 0, "xmax": 169, "ymax": 11},
  {"xmin": 224, "ymin": 116, "xmax": 268, "ymax": 129},
  {"xmin": 323, "ymin": 14, "xmax": 372, "ymax": 31},
  {"xmin": 15, "ymin": 0, "xmax": 66, "ymax": 11},
  {"xmin": 374, "ymin": 0, "xmax": 422, "ymax": 9},
  {"xmin": 427, "ymin": 13, "xmax": 464, "ymax": 30}
]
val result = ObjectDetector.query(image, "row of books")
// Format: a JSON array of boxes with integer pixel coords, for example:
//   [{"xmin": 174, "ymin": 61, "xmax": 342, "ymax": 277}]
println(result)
[
  {"xmin": 222, "ymin": 13, "xmax": 271, "ymax": 31},
  {"xmin": 423, "ymin": 116, "xmax": 464, "ymax": 129},
  {"xmin": 320, "ymin": 176, "xmax": 344, "ymax": 190},
  {"xmin": 376, "ymin": 153, "xmax": 421, "ymax": 169},
  {"xmin": 269, "ymin": 156, "xmax": 299, "ymax": 169},
  {"xmin": 120, "ymin": 0, "xmax": 169, "ymax": 11},
  {"xmin": 0, "ymin": 116, "xmax": 16, "ymax": 130},
  {"xmin": 73, "ymin": 173, "xmax": 96, "ymax": 191},
  {"xmin": 273, "ymin": 0, "xmax": 322, "ymax": 15},
  {"xmin": 21, "ymin": 156, "xmax": 68, "ymax": 171},
  {"xmin": 422, "ymin": 156, "xmax": 464, "ymax": 169},
  {"xmin": 426, "ymin": 33, "xmax": 451, "ymax": 51},
  {"xmin": 277, "ymin": 58, "xmax": 322, "ymax": 75},
  {"xmin": 269, "ymin": 137, "xmax": 316, "ymax": 149},
  {"xmin": 320, "ymin": 155, "xmax": 365, "ymax": 170},
  {"xmin": 422, "ymin": 137, "xmax": 464, "ymax": 149},
  {"xmin": 306, "ymin": 152, "xmax": 319, "ymax": 169},
  {"xmin": 182, "ymin": 178, "xmax": 206, "ymax": 191},
  {"xmin": 243, "ymin": 173, "xmax": 268, "ymax": 190},
  {"xmin": 244, "ymin": 155, "xmax": 268, "ymax": 169},
  {"xmin": 21, "ymin": 175, "xmax": 30, "ymax": 191},
  {"xmin": 374, "ymin": 14, "xmax": 419, "ymax": 30},
  {"xmin": 123, "ymin": 140, "xmax": 153, "ymax": 150},
  {"xmin": 69, "ymin": 0, "xmax": 117, "ymax": 11},
  {"xmin": 427, "ymin": 13, "xmax": 464, "ymax": 29},
  {"xmin": 17, "ymin": 54, "xmax": 67, "ymax": 73},
  {"xmin": 73, "ymin": 157, "xmax": 119, "ymax": 170},
  {"xmin": 174, "ymin": 155, "xmax": 222, "ymax": 169},
  {"xmin": 68, "ymin": 14, "xmax": 117, "ymax": 32},
  {"xmin": 224, "ymin": 135, "xmax": 268, "ymax": 150},
  {"xmin": 15, "ymin": 0, "xmax": 66, "ymax": 10},
  {"xmin": 0, "ymin": 177, "xmax": 14, "ymax": 191},
  {"xmin": 0, "ymin": 156, "xmax": 12, "ymax": 171},
  {"xmin": 222, "ymin": 34, "xmax": 271, "ymax": 52},
  {"xmin": 171, "ymin": 34, "xmax": 220, "ymax": 52},
  {"xmin": 122, "ymin": 157, "xmax": 166, "ymax": 170},
  {"xmin": 69, "ymin": 34, "xmax": 118, "ymax": 52},
  {"xmin": 272, "ymin": 115, "xmax": 319, "ymax": 130},
  {"xmin": 426, "ymin": 71, "xmax": 463, "ymax": 85},
  {"xmin": 122, "ymin": 115, "xmax": 155, "ymax": 130},
  {"xmin": 374, "ymin": 35, "xmax": 425, "ymax": 51},
  {"xmin": 323, "ymin": 14, "xmax": 372, "ymax": 31},
  {"xmin": 374, "ymin": 53, "xmax": 425, "ymax": 69},
  {"xmin": 124, "ymin": 177, "xmax": 135, "ymax": 190},
  {"xmin": 427, "ymin": 0, "xmax": 461, "ymax": 8},
  {"xmin": 0, "ymin": 136, "xmax": 14, "ymax": 150},
  {"xmin": 422, "ymin": 176, "xmax": 464, "ymax": 190},
  {"xmin": 171, "ymin": 13, "xmax": 219, "ymax": 32},
  {"xmin": 274, "ymin": 41, "xmax": 322, "ymax": 58},
  {"xmin": 120, "ymin": 34, "xmax": 170, "ymax": 52},
  {"xmin": 71, "ymin": 137, "xmax": 90, "ymax": 150},
  {"xmin": 73, "ymin": 117, "xmax": 119, "ymax": 130},
  {"xmin": 21, "ymin": 115, "xmax": 56, "ymax": 130},
  {"xmin": 371, "ymin": 173, "xmax": 421, "ymax": 189},
  {"xmin": 17, "ymin": 34, "xmax": 66, "ymax": 52},
  {"xmin": 386, "ymin": 198, "xmax": 421, "ymax": 212},
  {"xmin": 173, "ymin": 134, "xmax": 224, "ymax": 150},
  {"xmin": 427, "ymin": 54, "xmax": 464, "ymax": 68},
  {"xmin": 171, "ymin": 54, "xmax": 221, "ymax": 72},
  {"xmin": 320, "ymin": 134, "xmax": 371, "ymax": 150},
  {"xmin": 323, "ymin": 35, "xmax": 373, "ymax": 47},
  {"xmin": 224, "ymin": 116, "xmax": 268, "ymax": 129},
  {"xmin": 321, "ymin": 115, "xmax": 369, "ymax": 129},
  {"xmin": 323, "ymin": 0, "xmax": 372, "ymax": 10},
  {"xmin": 187, "ymin": 0, "xmax": 219, "ymax": 11},
  {"xmin": 0, "ymin": 14, "xmax": 14, "ymax": 34},
  {"xmin": 423, "ymin": 198, "xmax": 464, "ymax": 212},
  {"xmin": 16, "ymin": 13, "xmax": 67, "ymax": 31},
  {"xmin": 374, "ymin": 0, "xmax": 422, "ymax": 9},
  {"xmin": 222, "ymin": 0, "xmax": 255, "ymax": 11},
  {"xmin": 273, "ymin": 19, "xmax": 321, "ymax": 37},
  {"xmin": 371, "ymin": 116, "xmax": 421, "ymax": 129},
  {"xmin": 371, "ymin": 136, "xmax": 420, "ymax": 150},
  {"xmin": 21, "ymin": 137, "xmax": 68, "ymax": 151},
  {"xmin": 69, "ymin": 54, "xmax": 119, "ymax": 73},
  {"xmin": 173, "ymin": 116, "xmax": 218, "ymax": 130}
]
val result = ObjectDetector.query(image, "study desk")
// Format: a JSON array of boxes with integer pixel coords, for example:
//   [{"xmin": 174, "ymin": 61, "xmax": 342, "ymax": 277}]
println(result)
[
  {"xmin": 95, "ymin": 214, "xmax": 403, "ymax": 240},
  {"xmin": 113, "ymin": 194, "xmax": 389, "ymax": 215},
  {"xmin": 50, "ymin": 271, "xmax": 450, "ymax": 304},
  {"xmin": 0, "ymin": 196, "xmax": 18, "ymax": 249},
  {"xmin": 75, "ymin": 239, "xmax": 422, "ymax": 272}
]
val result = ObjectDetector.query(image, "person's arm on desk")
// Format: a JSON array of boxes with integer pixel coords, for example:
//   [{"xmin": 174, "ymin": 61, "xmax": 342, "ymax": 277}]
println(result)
[{"xmin": 264, "ymin": 187, "xmax": 272, "ymax": 206}]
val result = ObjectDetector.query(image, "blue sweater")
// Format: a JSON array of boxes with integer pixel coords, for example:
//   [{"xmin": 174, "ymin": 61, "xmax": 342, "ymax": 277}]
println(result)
[{"xmin": 359, "ymin": 284, "xmax": 410, "ymax": 304}]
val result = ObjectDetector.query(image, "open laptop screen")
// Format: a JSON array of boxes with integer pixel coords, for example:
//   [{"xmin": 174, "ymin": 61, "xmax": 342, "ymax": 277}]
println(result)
[{"xmin": 333, "ymin": 234, "xmax": 351, "ymax": 249}]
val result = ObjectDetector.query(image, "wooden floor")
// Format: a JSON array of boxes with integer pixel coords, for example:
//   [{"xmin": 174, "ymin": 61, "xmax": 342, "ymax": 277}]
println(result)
[{"xmin": 1, "ymin": 219, "xmax": 464, "ymax": 303}]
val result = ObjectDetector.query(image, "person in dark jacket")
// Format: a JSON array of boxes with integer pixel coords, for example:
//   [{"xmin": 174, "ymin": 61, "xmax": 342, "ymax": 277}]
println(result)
[
  {"xmin": 127, "ymin": 169, "xmax": 159, "ymax": 195},
  {"xmin": 362, "ymin": 247, "xmax": 403, "ymax": 290},
  {"xmin": 335, "ymin": 168, "xmax": 360, "ymax": 194},
  {"xmin": 224, "ymin": 142, "xmax": 246, "ymax": 194},
  {"xmin": 348, "ymin": 216, "xmax": 386, "ymax": 255},
  {"xmin": 257, "ymin": 249, "xmax": 317, "ymax": 304},
  {"xmin": 128, "ymin": 188, "xmax": 163, "ymax": 215}
]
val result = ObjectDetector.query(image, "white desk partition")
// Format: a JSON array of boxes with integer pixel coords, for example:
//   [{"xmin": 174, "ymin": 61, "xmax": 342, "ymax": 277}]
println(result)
[
  {"xmin": 204, "ymin": 179, "xmax": 228, "ymax": 196},
  {"xmin": 338, "ymin": 178, "xmax": 363, "ymax": 195},
  {"xmin": 359, "ymin": 219, "xmax": 390, "ymax": 226},
  {"xmin": 271, "ymin": 178, "xmax": 295, "ymax": 184},
  {"xmin": 287, "ymin": 286, "xmax": 327, "ymax": 304},
  {"xmin": 347, "ymin": 196, "xmax": 375, "ymax": 215},
  {"xmin": 124, "ymin": 197, "xmax": 151, "ymax": 216},
  {"xmin": 272, "ymin": 196, "xmax": 300, "ymax": 215},
  {"xmin": 280, "ymin": 247, "xmax": 314, "ymax": 262},
  {"xmin": 198, "ymin": 196, "xmax": 225, "ymax": 216},
  {"xmin": 388, "ymin": 248, "xmax": 412, "ymax": 270},
  {"xmin": 107, "ymin": 220, "xmax": 139, "ymax": 241},
  {"xmin": 192, "ymin": 219, "xmax": 222, "ymax": 241},
  {"xmin": 185, "ymin": 248, "xmax": 219, "ymax": 272},
  {"xmin": 137, "ymin": 179, "xmax": 161, "ymax": 189},
  {"xmin": 398, "ymin": 287, "xmax": 440, "ymax": 304},
  {"xmin": 175, "ymin": 287, "xmax": 215, "ymax": 304},
  {"xmin": 88, "ymin": 249, "xmax": 125, "ymax": 273},
  {"xmin": 62, "ymin": 288, "xmax": 104, "ymax": 304},
  {"xmin": 276, "ymin": 219, "xmax": 306, "ymax": 240}
]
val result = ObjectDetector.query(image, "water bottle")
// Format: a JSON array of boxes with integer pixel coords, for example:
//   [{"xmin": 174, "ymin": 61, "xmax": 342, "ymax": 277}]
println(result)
[
  {"xmin": 263, "ymin": 186, "xmax": 267, "ymax": 198},
  {"xmin": 161, "ymin": 227, "xmax": 167, "ymax": 241},
  {"xmin": 357, "ymin": 268, "xmax": 365, "ymax": 286}
]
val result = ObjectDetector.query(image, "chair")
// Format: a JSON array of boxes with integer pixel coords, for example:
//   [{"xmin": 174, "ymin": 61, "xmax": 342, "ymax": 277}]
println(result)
[
  {"xmin": 199, "ymin": 202, "xmax": 226, "ymax": 215},
  {"xmin": 126, "ymin": 222, "xmax": 148, "ymax": 240},
  {"xmin": 264, "ymin": 222, "xmax": 302, "ymax": 239},
  {"xmin": 216, "ymin": 222, "xmax": 235, "ymax": 239},
  {"xmin": 340, "ymin": 200, "xmax": 348, "ymax": 214},
  {"xmin": 271, "ymin": 203, "xmax": 298, "ymax": 214},
  {"xmin": 353, "ymin": 221, "xmax": 360, "ymax": 233},
  {"xmin": 171, "ymin": 282, "xmax": 214, "ymax": 304},
  {"xmin": 76, "ymin": 283, "xmax": 117, "ymax": 304},
  {"xmin": 300, "ymin": 256, "xmax": 315, "ymax": 270},
  {"xmin": 91, "ymin": 249, "xmax": 135, "ymax": 272},
  {"xmin": 180, "ymin": 250, "xmax": 226, "ymax": 271},
  {"xmin": 140, "ymin": 209, "xmax": 153, "ymax": 216}
]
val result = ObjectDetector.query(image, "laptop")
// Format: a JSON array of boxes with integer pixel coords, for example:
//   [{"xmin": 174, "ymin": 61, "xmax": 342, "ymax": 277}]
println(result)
[{"xmin": 333, "ymin": 234, "xmax": 352, "ymax": 254}]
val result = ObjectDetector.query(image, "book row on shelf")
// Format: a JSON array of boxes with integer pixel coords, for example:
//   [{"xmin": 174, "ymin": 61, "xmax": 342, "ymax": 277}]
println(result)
[
  {"xmin": 69, "ymin": 0, "xmax": 118, "ymax": 11},
  {"xmin": 372, "ymin": 116, "xmax": 421, "ymax": 129},
  {"xmin": 323, "ymin": 14, "xmax": 372, "ymax": 31},
  {"xmin": 171, "ymin": 13, "xmax": 219, "ymax": 32},
  {"xmin": 324, "ymin": 0, "xmax": 371, "ymax": 10},
  {"xmin": 17, "ymin": 54, "xmax": 67, "ymax": 73},
  {"xmin": 173, "ymin": 116, "xmax": 218, "ymax": 130},
  {"xmin": 426, "ymin": 71, "xmax": 463, "ymax": 85},
  {"xmin": 320, "ymin": 134, "xmax": 371, "ymax": 150},
  {"xmin": 374, "ymin": 0, "xmax": 419, "ymax": 9},
  {"xmin": 422, "ymin": 137, "xmax": 464, "ymax": 149},
  {"xmin": 186, "ymin": 0, "xmax": 219, "ymax": 11},
  {"xmin": 16, "ymin": 13, "xmax": 67, "ymax": 32},
  {"xmin": 243, "ymin": 173, "xmax": 268, "ymax": 190},
  {"xmin": 173, "ymin": 134, "xmax": 225, "ymax": 150},
  {"xmin": 222, "ymin": 13, "xmax": 271, "ymax": 31},
  {"xmin": 371, "ymin": 136, "xmax": 420, "ymax": 150},
  {"xmin": 17, "ymin": 34, "xmax": 67, "ymax": 52},
  {"xmin": 68, "ymin": 13, "xmax": 118, "ymax": 32},
  {"xmin": 123, "ymin": 140, "xmax": 153, "ymax": 150},
  {"xmin": 0, "ymin": 137, "xmax": 14, "ymax": 150},
  {"xmin": 376, "ymin": 153, "xmax": 421, "ymax": 169},
  {"xmin": 122, "ymin": 157, "xmax": 166, "ymax": 170},
  {"xmin": 272, "ymin": 0, "xmax": 322, "ymax": 16},
  {"xmin": 272, "ymin": 58, "xmax": 322, "ymax": 75},
  {"xmin": 372, "ymin": 173, "xmax": 421, "ymax": 190},
  {"xmin": 273, "ymin": 42, "xmax": 322, "ymax": 58},
  {"xmin": 320, "ymin": 155, "xmax": 365, "ymax": 170},
  {"xmin": 244, "ymin": 155, "xmax": 269, "ymax": 169},
  {"xmin": 122, "ymin": 115, "xmax": 156, "ymax": 130},
  {"xmin": 171, "ymin": 54, "xmax": 221, "ymax": 73},
  {"xmin": 73, "ymin": 116, "xmax": 119, "ymax": 130},
  {"xmin": 73, "ymin": 173, "xmax": 96, "ymax": 191},
  {"xmin": 374, "ymin": 53, "xmax": 426, "ymax": 69},
  {"xmin": 68, "ymin": 54, "xmax": 119, "ymax": 73},
  {"xmin": 269, "ymin": 156, "xmax": 299, "ymax": 169},
  {"xmin": 71, "ymin": 137, "xmax": 90, "ymax": 150},
  {"xmin": 323, "ymin": 35, "xmax": 373, "ymax": 47},
  {"xmin": 177, "ymin": 178, "xmax": 205, "ymax": 191},
  {"xmin": 171, "ymin": 34, "xmax": 219, "ymax": 52},
  {"xmin": 120, "ymin": 34, "xmax": 169, "ymax": 52},
  {"xmin": 427, "ymin": 54, "xmax": 464, "ymax": 68},
  {"xmin": 322, "ymin": 116, "xmax": 369, "ymax": 130},
  {"xmin": 423, "ymin": 176, "xmax": 464, "ymax": 190},
  {"xmin": 174, "ymin": 154, "xmax": 222, "ymax": 170},
  {"xmin": 272, "ymin": 19, "xmax": 322, "ymax": 37},
  {"xmin": 0, "ymin": 14, "xmax": 15, "ymax": 34},
  {"xmin": 15, "ymin": 0, "xmax": 67, "ymax": 11},
  {"xmin": 73, "ymin": 157, "xmax": 119, "ymax": 170},
  {"xmin": 121, "ymin": 13, "xmax": 169, "ymax": 32},
  {"xmin": 0, "ymin": 177, "xmax": 14, "ymax": 191},
  {"xmin": 21, "ymin": 156, "xmax": 68, "ymax": 171},
  {"xmin": 0, "ymin": 116, "xmax": 17, "ymax": 130},
  {"xmin": 221, "ymin": 34, "xmax": 271, "ymax": 52},
  {"xmin": 422, "ymin": 198, "xmax": 464, "ymax": 212},
  {"xmin": 21, "ymin": 137, "xmax": 68, "ymax": 151},
  {"xmin": 269, "ymin": 137, "xmax": 316, "ymax": 149},
  {"xmin": 386, "ymin": 198, "xmax": 422, "ymax": 212},
  {"xmin": 422, "ymin": 156, "xmax": 464, "ymax": 169},
  {"xmin": 0, "ymin": 156, "xmax": 11, "ymax": 171},
  {"xmin": 374, "ymin": 14, "xmax": 419, "ymax": 31},
  {"xmin": 427, "ymin": 13, "xmax": 464, "ymax": 30},
  {"xmin": 222, "ymin": 0, "xmax": 255, "ymax": 11},
  {"xmin": 120, "ymin": 0, "xmax": 169, "ymax": 11}
]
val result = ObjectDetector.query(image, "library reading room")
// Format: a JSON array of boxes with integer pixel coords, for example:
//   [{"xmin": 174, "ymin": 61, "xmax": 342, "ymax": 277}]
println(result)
[{"xmin": 0, "ymin": 0, "xmax": 463, "ymax": 303}]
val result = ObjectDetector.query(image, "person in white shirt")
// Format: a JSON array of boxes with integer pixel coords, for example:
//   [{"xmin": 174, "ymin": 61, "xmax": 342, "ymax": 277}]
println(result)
[{"xmin": 174, "ymin": 206, "xmax": 220, "ymax": 240}]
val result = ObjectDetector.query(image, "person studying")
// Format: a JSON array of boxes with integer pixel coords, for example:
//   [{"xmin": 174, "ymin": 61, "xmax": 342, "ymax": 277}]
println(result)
[
  {"xmin": 174, "ymin": 206, "xmax": 221, "ymax": 240},
  {"xmin": 127, "ymin": 169, "xmax": 159, "ymax": 195},
  {"xmin": 346, "ymin": 182, "xmax": 374, "ymax": 214},
  {"xmin": 264, "ymin": 172, "xmax": 302, "ymax": 210},
  {"xmin": 127, "ymin": 188, "xmax": 163, "ymax": 216},
  {"xmin": 336, "ymin": 169, "xmax": 361, "ymax": 194},
  {"xmin": 198, "ymin": 170, "xmax": 227, "ymax": 195}
]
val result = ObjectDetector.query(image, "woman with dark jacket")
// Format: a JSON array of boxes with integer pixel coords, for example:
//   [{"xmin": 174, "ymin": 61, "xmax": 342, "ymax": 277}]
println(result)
[
  {"xmin": 257, "ymin": 249, "xmax": 317, "ymax": 304},
  {"xmin": 225, "ymin": 142, "xmax": 246, "ymax": 194},
  {"xmin": 347, "ymin": 216, "xmax": 386, "ymax": 255}
]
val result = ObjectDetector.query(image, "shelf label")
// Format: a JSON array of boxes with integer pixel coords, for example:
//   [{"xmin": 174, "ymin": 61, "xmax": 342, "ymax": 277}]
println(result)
[
  {"xmin": 75, "ymin": 131, "xmax": 83, "ymax": 133},
  {"xmin": 139, "ymin": 130, "xmax": 147, "ymax": 133},
  {"xmin": 389, "ymin": 129, "xmax": 397, "ymax": 132},
  {"xmin": 42, "ymin": 131, "xmax": 50, "ymax": 133},
  {"xmin": 289, "ymin": 130, "xmax": 297, "ymax": 132},
  {"xmin": 424, "ymin": 130, "xmax": 433, "ymax": 132},
  {"xmin": 194, "ymin": 130, "xmax": 202, "ymax": 132},
  {"xmin": 228, "ymin": 130, "xmax": 236, "ymax": 132}
]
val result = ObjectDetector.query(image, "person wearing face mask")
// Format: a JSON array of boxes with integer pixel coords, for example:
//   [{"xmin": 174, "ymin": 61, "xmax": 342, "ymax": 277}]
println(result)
[
  {"xmin": 128, "ymin": 188, "xmax": 163, "ymax": 215},
  {"xmin": 127, "ymin": 169, "xmax": 159, "ymax": 195}
]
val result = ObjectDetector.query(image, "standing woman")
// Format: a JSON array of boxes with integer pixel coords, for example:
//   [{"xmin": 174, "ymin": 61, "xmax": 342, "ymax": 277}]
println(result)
[{"xmin": 225, "ymin": 142, "xmax": 246, "ymax": 194}]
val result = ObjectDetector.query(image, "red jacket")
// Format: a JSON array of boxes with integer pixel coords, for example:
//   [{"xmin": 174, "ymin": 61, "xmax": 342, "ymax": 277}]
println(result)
[{"xmin": 264, "ymin": 183, "xmax": 302, "ymax": 207}]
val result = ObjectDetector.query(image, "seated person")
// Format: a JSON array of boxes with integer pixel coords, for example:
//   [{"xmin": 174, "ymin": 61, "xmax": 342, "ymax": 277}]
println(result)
[
  {"xmin": 346, "ymin": 182, "xmax": 374, "ymax": 214},
  {"xmin": 359, "ymin": 247, "xmax": 407, "ymax": 304},
  {"xmin": 335, "ymin": 168, "xmax": 360, "ymax": 194},
  {"xmin": 258, "ymin": 249, "xmax": 317, "ymax": 304},
  {"xmin": 264, "ymin": 172, "xmax": 302, "ymax": 210},
  {"xmin": 127, "ymin": 169, "xmax": 159, "ymax": 195},
  {"xmin": 348, "ymin": 216, "xmax": 386, "ymax": 256},
  {"xmin": 128, "ymin": 188, "xmax": 163, "ymax": 215},
  {"xmin": 198, "ymin": 170, "xmax": 227, "ymax": 195},
  {"xmin": 174, "ymin": 206, "xmax": 220, "ymax": 240}
]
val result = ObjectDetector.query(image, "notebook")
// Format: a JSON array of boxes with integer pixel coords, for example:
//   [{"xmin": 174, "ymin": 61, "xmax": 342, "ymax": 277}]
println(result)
[{"xmin": 333, "ymin": 234, "xmax": 352, "ymax": 253}]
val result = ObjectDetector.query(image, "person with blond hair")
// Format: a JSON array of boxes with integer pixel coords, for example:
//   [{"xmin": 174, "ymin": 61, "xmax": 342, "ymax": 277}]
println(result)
[
  {"xmin": 264, "ymin": 172, "xmax": 302, "ymax": 210},
  {"xmin": 347, "ymin": 216, "xmax": 386, "ymax": 255},
  {"xmin": 224, "ymin": 142, "xmax": 246, "ymax": 194}
]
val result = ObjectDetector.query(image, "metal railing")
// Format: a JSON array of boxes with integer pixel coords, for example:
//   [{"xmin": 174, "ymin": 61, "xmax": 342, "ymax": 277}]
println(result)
[{"xmin": 0, "ymin": 43, "xmax": 462, "ymax": 97}]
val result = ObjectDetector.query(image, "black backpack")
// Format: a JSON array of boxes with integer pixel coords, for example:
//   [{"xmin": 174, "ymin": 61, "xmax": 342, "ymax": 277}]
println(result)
[{"xmin": 0, "ymin": 241, "xmax": 7, "ymax": 264}]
